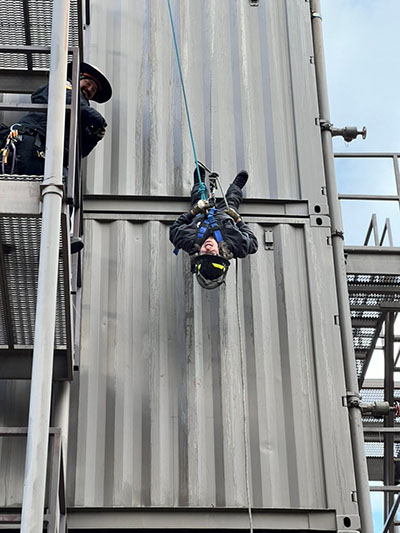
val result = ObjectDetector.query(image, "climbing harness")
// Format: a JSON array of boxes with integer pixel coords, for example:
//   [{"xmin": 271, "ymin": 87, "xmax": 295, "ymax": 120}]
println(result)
[
  {"xmin": 1, "ymin": 124, "xmax": 21, "ymax": 174},
  {"xmin": 195, "ymin": 207, "xmax": 223, "ymax": 247},
  {"xmin": 166, "ymin": 0, "xmax": 206, "ymax": 200}
]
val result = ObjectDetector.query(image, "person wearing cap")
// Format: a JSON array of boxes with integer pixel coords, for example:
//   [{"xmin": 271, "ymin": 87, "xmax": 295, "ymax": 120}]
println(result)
[
  {"xmin": 1, "ymin": 61, "xmax": 112, "ymax": 176},
  {"xmin": 0, "ymin": 62, "xmax": 112, "ymax": 254},
  {"xmin": 170, "ymin": 168, "xmax": 258, "ymax": 289}
]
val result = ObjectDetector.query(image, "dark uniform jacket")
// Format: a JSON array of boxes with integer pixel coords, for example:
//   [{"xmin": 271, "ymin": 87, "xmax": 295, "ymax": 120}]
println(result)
[
  {"xmin": 170, "ymin": 210, "xmax": 258, "ymax": 258},
  {"xmin": 19, "ymin": 82, "xmax": 106, "ymax": 159}
]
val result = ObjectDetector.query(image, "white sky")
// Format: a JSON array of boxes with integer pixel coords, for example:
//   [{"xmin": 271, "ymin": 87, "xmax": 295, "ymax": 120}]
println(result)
[{"xmin": 322, "ymin": 0, "xmax": 400, "ymax": 246}]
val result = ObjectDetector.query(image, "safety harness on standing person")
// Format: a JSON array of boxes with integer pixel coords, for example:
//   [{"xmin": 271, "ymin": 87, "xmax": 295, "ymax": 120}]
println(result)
[
  {"xmin": 1, "ymin": 125, "xmax": 21, "ymax": 174},
  {"xmin": 0, "ymin": 123, "xmax": 46, "ymax": 175}
]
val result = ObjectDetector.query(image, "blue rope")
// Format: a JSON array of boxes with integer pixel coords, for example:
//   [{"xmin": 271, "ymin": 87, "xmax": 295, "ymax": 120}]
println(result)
[{"xmin": 167, "ymin": 0, "xmax": 207, "ymax": 200}]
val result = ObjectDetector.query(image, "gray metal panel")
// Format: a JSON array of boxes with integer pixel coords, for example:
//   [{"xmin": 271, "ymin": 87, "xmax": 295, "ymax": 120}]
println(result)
[
  {"xmin": 84, "ymin": 0, "xmax": 326, "ymax": 205},
  {"xmin": 60, "ymin": 219, "xmax": 357, "ymax": 518},
  {"xmin": 67, "ymin": 507, "xmax": 339, "ymax": 530}
]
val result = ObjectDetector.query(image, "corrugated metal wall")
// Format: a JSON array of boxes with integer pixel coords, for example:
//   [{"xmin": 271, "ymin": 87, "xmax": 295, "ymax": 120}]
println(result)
[
  {"xmin": 0, "ymin": 0, "xmax": 361, "ymax": 528},
  {"xmin": 84, "ymin": 0, "xmax": 325, "ymax": 204},
  {"xmin": 65, "ymin": 217, "xmax": 357, "ymax": 515}
]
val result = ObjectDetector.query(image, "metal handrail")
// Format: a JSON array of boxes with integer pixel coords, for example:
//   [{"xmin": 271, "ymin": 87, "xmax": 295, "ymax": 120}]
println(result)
[
  {"xmin": 0, "ymin": 46, "xmax": 81, "ymax": 208},
  {"xmin": 335, "ymin": 152, "xmax": 400, "ymax": 247}
]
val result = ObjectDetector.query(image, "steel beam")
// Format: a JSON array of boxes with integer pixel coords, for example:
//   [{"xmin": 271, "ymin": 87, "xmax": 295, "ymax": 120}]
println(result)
[
  {"xmin": 384, "ymin": 313, "xmax": 395, "ymax": 528},
  {"xmin": 345, "ymin": 247, "xmax": 400, "ymax": 277},
  {"xmin": 0, "ymin": 349, "xmax": 69, "ymax": 380},
  {"xmin": 83, "ymin": 195, "xmax": 310, "ymax": 217},
  {"xmin": 67, "ymin": 507, "xmax": 338, "ymax": 530},
  {"xmin": 310, "ymin": 1, "xmax": 374, "ymax": 530}
]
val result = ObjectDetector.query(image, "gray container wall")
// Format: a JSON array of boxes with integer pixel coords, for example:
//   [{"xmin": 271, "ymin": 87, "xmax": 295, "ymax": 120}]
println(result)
[
  {"xmin": 63, "ymin": 217, "xmax": 358, "ymax": 516},
  {"xmin": 0, "ymin": 0, "xmax": 360, "ymax": 526},
  {"xmin": 84, "ymin": 0, "xmax": 325, "ymax": 207}
]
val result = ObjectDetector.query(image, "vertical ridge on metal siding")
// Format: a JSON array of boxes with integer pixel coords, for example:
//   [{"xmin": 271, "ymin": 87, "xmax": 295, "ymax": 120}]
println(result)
[
  {"xmin": 84, "ymin": 0, "xmax": 325, "ymax": 200},
  {"xmin": 302, "ymin": 222, "xmax": 358, "ymax": 513}
]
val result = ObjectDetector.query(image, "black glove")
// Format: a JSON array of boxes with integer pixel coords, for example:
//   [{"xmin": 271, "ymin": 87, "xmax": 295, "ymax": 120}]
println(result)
[
  {"xmin": 191, "ymin": 199, "xmax": 209, "ymax": 215},
  {"xmin": 224, "ymin": 206, "xmax": 241, "ymax": 223}
]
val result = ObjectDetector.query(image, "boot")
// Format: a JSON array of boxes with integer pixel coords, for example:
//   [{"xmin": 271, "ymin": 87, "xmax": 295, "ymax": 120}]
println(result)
[
  {"xmin": 233, "ymin": 170, "xmax": 248, "ymax": 189},
  {"xmin": 70, "ymin": 236, "xmax": 84, "ymax": 254}
]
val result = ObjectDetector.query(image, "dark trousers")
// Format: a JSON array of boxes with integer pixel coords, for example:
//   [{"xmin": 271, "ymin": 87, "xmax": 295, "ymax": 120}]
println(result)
[
  {"xmin": 1, "ymin": 134, "xmax": 45, "ymax": 175},
  {"xmin": 190, "ymin": 181, "xmax": 243, "ymax": 211}
]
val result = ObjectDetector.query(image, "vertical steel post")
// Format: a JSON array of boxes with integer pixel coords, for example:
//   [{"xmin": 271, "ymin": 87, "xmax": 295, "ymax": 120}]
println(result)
[
  {"xmin": 309, "ymin": 1, "xmax": 374, "ymax": 531},
  {"xmin": 20, "ymin": 1, "xmax": 70, "ymax": 532},
  {"xmin": 52, "ymin": 381, "xmax": 71, "ymax": 531},
  {"xmin": 53, "ymin": 381, "xmax": 71, "ymax": 473},
  {"xmin": 384, "ymin": 313, "xmax": 395, "ymax": 531}
]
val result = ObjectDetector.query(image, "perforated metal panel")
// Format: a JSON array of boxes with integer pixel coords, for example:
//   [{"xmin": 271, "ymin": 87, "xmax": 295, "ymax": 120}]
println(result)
[
  {"xmin": 0, "ymin": 0, "xmax": 81, "ymax": 70},
  {"xmin": 348, "ymin": 273, "xmax": 400, "ymax": 376},
  {"xmin": 0, "ymin": 215, "xmax": 67, "ymax": 348}
]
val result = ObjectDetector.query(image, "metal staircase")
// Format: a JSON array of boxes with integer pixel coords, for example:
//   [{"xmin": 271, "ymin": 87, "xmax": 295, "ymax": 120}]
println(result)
[{"xmin": 0, "ymin": 0, "xmax": 85, "ymax": 530}]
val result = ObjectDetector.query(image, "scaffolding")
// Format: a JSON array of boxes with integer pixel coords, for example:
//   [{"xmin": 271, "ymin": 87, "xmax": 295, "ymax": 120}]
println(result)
[
  {"xmin": 0, "ymin": 0, "xmax": 84, "ymax": 530},
  {"xmin": 338, "ymin": 152, "xmax": 400, "ymax": 532}
]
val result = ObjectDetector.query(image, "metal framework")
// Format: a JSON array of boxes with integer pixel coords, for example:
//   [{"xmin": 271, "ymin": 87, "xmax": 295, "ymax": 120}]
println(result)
[
  {"xmin": 0, "ymin": 1, "xmax": 399, "ymax": 532},
  {"xmin": 0, "ymin": 0, "xmax": 85, "ymax": 531},
  {"xmin": 338, "ymin": 151, "xmax": 400, "ymax": 532}
]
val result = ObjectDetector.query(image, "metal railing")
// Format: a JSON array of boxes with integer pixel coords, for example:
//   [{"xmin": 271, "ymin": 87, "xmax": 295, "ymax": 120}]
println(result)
[
  {"xmin": 336, "ymin": 152, "xmax": 400, "ymax": 246},
  {"xmin": 337, "ymin": 152, "xmax": 400, "ymax": 532},
  {"xmin": 0, "ymin": 45, "xmax": 81, "ymax": 208}
]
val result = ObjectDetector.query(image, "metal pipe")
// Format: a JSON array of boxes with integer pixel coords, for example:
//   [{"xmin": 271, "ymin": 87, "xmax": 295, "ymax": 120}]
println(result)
[
  {"xmin": 310, "ymin": 2, "xmax": 374, "ymax": 531},
  {"xmin": 20, "ymin": 1, "xmax": 70, "ymax": 532},
  {"xmin": 384, "ymin": 313, "xmax": 395, "ymax": 529}
]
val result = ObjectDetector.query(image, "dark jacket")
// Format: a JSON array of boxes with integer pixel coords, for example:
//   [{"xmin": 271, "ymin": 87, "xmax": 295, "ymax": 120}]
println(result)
[
  {"xmin": 170, "ymin": 209, "xmax": 258, "ymax": 258},
  {"xmin": 18, "ymin": 82, "xmax": 106, "ymax": 159}
]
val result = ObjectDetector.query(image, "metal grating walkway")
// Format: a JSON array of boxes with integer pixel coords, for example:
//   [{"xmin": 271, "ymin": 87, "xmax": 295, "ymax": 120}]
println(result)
[
  {"xmin": 0, "ymin": 0, "xmax": 81, "ymax": 71},
  {"xmin": 348, "ymin": 273, "xmax": 400, "ymax": 378},
  {"xmin": 0, "ymin": 176, "xmax": 73, "ymax": 380}
]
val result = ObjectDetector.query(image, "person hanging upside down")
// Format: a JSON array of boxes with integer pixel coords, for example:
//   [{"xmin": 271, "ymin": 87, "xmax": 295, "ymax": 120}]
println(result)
[{"xmin": 169, "ymin": 167, "xmax": 258, "ymax": 289}]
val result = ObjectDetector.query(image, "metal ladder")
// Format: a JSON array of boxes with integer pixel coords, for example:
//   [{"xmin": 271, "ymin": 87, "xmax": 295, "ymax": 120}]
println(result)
[{"xmin": 0, "ymin": 0, "xmax": 86, "ymax": 530}]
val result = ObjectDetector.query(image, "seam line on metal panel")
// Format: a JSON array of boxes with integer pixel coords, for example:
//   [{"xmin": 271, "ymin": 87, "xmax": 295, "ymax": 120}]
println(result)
[{"xmin": 236, "ymin": 259, "xmax": 253, "ymax": 532}]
